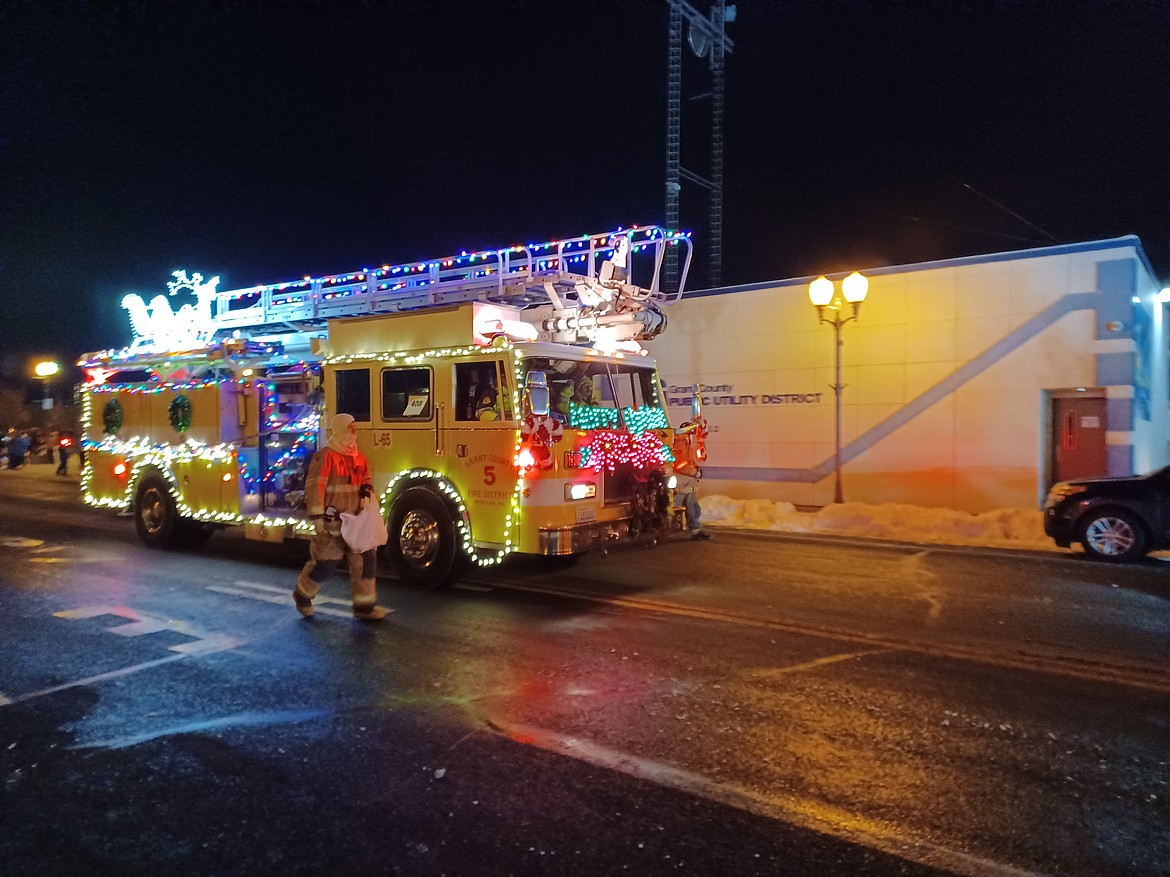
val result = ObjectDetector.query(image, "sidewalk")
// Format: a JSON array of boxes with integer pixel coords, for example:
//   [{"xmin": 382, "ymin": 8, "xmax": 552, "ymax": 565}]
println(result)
[
  {"xmin": 698, "ymin": 493, "xmax": 1059, "ymax": 553},
  {"xmin": 1, "ymin": 460, "xmax": 81, "ymax": 480}
]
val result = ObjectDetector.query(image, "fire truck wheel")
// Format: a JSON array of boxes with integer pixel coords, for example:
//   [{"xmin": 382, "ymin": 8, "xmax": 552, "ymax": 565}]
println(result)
[
  {"xmin": 385, "ymin": 486, "xmax": 459, "ymax": 589},
  {"xmin": 134, "ymin": 474, "xmax": 180, "ymax": 548}
]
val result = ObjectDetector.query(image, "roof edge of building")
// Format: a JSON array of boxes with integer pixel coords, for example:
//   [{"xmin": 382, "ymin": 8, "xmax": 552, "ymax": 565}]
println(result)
[{"xmin": 686, "ymin": 235, "xmax": 1158, "ymax": 300}]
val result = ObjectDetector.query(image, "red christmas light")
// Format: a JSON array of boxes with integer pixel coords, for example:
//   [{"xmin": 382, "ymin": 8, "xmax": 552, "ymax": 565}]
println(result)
[{"xmin": 580, "ymin": 430, "xmax": 673, "ymax": 472}]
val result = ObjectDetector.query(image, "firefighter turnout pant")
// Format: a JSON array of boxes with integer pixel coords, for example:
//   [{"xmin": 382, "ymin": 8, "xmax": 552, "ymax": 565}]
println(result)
[{"xmin": 296, "ymin": 521, "xmax": 378, "ymax": 610}]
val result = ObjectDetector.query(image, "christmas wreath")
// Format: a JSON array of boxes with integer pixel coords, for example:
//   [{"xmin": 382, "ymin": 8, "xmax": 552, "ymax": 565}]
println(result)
[
  {"xmin": 168, "ymin": 395, "xmax": 193, "ymax": 434},
  {"xmin": 102, "ymin": 399, "xmax": 123, "ymax": 435}
]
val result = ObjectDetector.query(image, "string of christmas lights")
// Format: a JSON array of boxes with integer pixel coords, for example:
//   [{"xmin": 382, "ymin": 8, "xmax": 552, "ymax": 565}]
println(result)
[{"xmin": 579, "ymin": 430, "xmax": 675, "ymax": 472}]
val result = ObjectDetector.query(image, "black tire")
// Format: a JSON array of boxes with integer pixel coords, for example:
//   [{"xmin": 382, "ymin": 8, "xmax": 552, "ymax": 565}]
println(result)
[
  {"xmin": 384, "ymin": 486, "xmax": 461, "ymax": 589},
  {"xmin": 134, "ymin": 474, "xmax": 180, "ymax": 549},
  {"xmin": 1078, "ymin": 507, "xmax": 1148, "ymax": 562}
]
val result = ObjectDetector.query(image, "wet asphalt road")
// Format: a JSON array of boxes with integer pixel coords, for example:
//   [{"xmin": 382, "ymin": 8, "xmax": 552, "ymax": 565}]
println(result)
[{"xmin": 1, "ymin": 465, "xmax": 1168, "ymax": 876}]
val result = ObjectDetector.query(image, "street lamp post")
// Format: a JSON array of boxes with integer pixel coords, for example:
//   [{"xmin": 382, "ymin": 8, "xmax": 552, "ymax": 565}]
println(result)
[
  {"xmin": 808, "ymin": 272, "xmax": 869, "ymax": 503},
  {"xmin": 33, "ymin": 360, "xmax": 60, "ymax": 413}
]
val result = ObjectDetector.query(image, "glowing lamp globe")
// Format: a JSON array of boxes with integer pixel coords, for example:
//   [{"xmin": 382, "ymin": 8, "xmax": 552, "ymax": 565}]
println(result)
[
  {"xmin": 34, "ymin": 361, "xmax": 60, "ymax": 378},
  {"xmin": 842, "ymin": 271, "xmax": 869, "ymax": 303},
  {"xmin": 808, "ymin": 276, "xmax": 834, "ymax": 307}
]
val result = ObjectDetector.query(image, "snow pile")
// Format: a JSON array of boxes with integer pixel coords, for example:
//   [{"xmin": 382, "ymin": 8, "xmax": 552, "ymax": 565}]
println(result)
[{"xmin": 701, "ymin": 495, "xmax": 1052, "ymax": 551}]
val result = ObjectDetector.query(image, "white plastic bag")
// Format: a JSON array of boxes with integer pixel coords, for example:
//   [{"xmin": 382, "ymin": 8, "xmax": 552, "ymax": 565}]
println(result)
[{"xmin": 340, "ymin": 501, "xmax": 389, "ymax": 553}]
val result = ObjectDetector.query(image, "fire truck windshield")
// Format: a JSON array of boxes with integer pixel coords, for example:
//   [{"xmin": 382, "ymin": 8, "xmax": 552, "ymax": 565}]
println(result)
[{"xmin": 524, "ymin": 357, "xmax": 661, "ymax": 425}]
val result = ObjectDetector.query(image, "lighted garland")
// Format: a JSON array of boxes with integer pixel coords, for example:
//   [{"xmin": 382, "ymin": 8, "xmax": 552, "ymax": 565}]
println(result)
[
  {"xmin": 579, "ymin": 430, "xmax": 675, "ymax": 472},
  {"xmin": 382, "ymin": 469, "xmax": 522, "ymax": 567},
  {"xmin": 568, "ymin": 402, "xmax": 670, "ymax": 432},
  {"xmin": 80, "ymin": 434, "xmax": 316, "ymax": 533},
  {"xmin": 168, "ymin": 395, "xmax": 193, "ymax": 433},
  {"xmin": 102, "ymin": 399, "xmax": 124, "ymax": 435}
]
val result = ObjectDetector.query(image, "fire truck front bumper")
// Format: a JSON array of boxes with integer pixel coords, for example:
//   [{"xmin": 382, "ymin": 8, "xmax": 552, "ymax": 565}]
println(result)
[{"xmin": 538, "ymin": 509, "xmax": 685, "ymax": 556}]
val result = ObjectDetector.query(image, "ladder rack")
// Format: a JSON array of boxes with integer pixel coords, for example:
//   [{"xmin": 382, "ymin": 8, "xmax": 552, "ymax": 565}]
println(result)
[{"xmin": 211, "ymin": 226, "xmax": 692, "ymax": 335}]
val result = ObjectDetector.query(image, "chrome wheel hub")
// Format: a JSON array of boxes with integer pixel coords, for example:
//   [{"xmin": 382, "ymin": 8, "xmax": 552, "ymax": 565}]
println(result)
[
  {"xmin": 139, "ymin": 487, "xmax": 166, "ymax": 535},
  {"xmin": 399, "ymin": 509, "xmax": 440, "ymax": 567}
]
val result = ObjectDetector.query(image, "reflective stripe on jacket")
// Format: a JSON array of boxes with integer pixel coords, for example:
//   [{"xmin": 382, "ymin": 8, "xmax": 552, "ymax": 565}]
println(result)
[{"xmin": 304, "ymin": 448, "xmax": 371, "ymax": 517}]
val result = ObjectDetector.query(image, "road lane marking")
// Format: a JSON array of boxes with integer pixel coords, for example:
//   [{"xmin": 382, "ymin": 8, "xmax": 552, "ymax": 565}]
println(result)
[
  {"xmin": 488, "ymin": 719, "xmax": 1043, "ymax": 877},
  {"xmin": 752, "ymin": 650, "xmax": 886, "ymax": 677},
  {"xmin": 169, "ymin": 634, "xmax": 246, "ymax": 655},
  {"xmin": 479, "ymin": 580, "xmax": 1170, "ymax": 695},
  {"xmin": 0, "ymin": 536, "xmax": 43, "ymax": 549},
  {"xmin": 208, "ymin": 582, "xmax": 355, "ymax": 619},
  {"xmin": 106, "ymin": 618, "xmax": 174, "ymax": 637},
  {"xmin": 208, "ymin": 584, "xmax": 355, "ymax": 617},
  {"xmin": 3, "ymin": 654, "xmax": 190, "ymax": 705},
  {"xmin": 228, "ymin": 579, "xmax": 293, "ymax": 595},
  {"xmin": 54, "ymin": 604, "xmax": 139, "ymax": 620},
  {"xmin": 54, "ymin": 605, "xmax": 238, "ymax": 651},
  {"xmin": 72, "ymin": 708, "xmax": 335, "ymax": 750}
]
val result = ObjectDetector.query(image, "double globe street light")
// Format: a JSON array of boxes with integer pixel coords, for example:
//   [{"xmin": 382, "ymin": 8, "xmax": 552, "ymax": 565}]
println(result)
[{"xmin": 808, "ymin": 272, "xmax": 869, "ymax": 504}]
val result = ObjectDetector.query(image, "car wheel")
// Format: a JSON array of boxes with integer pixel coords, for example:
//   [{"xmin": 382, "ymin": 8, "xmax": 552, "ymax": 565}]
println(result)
[
  {"xmin": 384, "ymin": 486, "xmax": 461, "ymax": 588},
  {"xmin": 134, "ymin": 474, "xmax": 180, "ymax": 548},
  {"xmin": 1079, "ymin": 508, "xmax": 1148, "ymax": 562}
]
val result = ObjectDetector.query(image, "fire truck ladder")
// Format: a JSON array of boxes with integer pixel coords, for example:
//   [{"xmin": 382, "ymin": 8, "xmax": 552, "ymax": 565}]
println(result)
[{"xmin": 209, "ymin": 226, "xmax": 693, "ymax": 346}]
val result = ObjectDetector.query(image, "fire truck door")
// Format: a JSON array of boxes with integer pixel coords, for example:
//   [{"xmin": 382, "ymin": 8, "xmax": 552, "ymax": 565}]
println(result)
[
  {"xmin": 447, "ymin": 358, "xmax": 518, "ymax": 546},
  {"xmin": 370, "ymin": 365, "xmax": 442, "ymax": 492}
]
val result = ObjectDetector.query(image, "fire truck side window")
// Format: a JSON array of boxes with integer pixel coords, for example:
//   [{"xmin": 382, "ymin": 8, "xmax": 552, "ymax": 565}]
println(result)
[
  {"xmin": 381, "ymin": 367, "xmax": 432, "ymax": 420},
  {"xmin": 455, "ymin": 361, "xmax": 502, "ymax": 422},
  {"xmin": 334, "ymin": 368, "xmax": 372, "ymax": 422}
]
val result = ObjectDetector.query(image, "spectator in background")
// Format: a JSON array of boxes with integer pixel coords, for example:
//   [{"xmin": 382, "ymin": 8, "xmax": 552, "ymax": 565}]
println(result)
[
  {"xmin": 56, "ymin": 433, "xmax": 74, "ymax": 476},
  {"xmin": 7, "ymin": 432, "xmax": 30, "ymax": 469}
]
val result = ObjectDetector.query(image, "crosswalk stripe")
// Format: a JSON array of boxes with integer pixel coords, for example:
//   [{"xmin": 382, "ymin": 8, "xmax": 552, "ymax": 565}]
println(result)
[{"xmin": 207, "ymin": 584, "xmax": 354, "ymax": 618}]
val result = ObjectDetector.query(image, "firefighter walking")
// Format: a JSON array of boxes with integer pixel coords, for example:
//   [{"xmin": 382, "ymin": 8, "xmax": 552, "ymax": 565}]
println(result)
[{"xmin": 294, "ymin": 413, "xmax": 391, "ymax": 621}]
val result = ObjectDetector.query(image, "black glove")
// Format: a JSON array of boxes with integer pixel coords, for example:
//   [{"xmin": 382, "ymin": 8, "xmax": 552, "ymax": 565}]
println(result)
[{"xmin": 359, "ymin": 484, "xmax": 373, "ymax": 499}]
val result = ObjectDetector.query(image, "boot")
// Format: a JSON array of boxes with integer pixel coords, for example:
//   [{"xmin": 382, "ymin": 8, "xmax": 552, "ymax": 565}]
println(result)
[
  {"xmin": 293, "ymin": 590, "xmax": 314, "ymax": 618},
  {"xmin": 353, "ymin": 604, "xmax": 391, "ymax": 622}
]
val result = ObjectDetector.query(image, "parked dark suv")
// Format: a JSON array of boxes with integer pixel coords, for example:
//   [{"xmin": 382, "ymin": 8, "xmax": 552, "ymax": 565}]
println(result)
[{"xmin": 1044, "ymin": 467, "xmax": 1170, "ymax": 561}]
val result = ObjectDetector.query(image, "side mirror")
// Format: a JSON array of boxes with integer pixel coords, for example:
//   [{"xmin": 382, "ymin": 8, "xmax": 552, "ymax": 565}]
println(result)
[
  {"xmin": 527, "ymin": 370, "xmax": 550, "ymax": 417},
  {"xmin": 691, "ymin": 388, "xmax": 703, "ymax": 420}
]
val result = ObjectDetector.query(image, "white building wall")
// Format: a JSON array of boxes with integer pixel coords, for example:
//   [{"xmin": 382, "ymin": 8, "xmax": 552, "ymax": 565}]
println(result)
[{"xmin": 648, "ymin": 237, "xmax": 1164, "ymax": 513}]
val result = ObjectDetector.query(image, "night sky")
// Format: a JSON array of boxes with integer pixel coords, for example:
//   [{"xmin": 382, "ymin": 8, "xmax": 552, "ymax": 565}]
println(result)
[{"xmin": 2, "ymin": 0, "xmax": 1168, "ymax": 377}]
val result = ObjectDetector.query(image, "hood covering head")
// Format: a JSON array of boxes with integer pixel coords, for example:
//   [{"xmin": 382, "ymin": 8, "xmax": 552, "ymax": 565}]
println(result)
[{"xmin": 326, "ymin": 412, "xmax": 359, "ymax": 455}]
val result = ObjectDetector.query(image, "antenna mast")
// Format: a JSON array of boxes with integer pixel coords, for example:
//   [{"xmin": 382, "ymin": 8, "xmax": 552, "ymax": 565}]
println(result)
[{"xmin": 665, "ymin": 0, "xmax": 735, "ymax": 290}]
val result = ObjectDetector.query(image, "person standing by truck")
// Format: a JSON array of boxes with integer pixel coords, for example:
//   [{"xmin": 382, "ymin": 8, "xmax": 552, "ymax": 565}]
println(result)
[
  {"xmin": 673, "ymin": 394, "xmax": 711, "ymax": 540},
  {"xmin": 293, "ymin": 413, "xmax": 390, "ymax": 622}
]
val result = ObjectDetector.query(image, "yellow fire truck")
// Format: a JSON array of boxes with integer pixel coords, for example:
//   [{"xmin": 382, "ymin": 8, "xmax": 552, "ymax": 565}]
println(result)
[{"xmin": 78, "ymin": 226, "xmax": 702, "ymax": 587}]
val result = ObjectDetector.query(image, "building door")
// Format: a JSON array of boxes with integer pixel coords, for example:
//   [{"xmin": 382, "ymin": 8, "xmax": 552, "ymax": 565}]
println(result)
[{"xmin": 1051, "ymin": 395, "xmax": 1107, "ymax": 483}]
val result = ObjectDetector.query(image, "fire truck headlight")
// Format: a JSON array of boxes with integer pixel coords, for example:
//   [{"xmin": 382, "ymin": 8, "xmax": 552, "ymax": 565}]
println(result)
[
  {"xmin": 666, "ymin": 474, "xmax": 678, "ymax": 490},
  {"xmin": 565, "ymin": 482, "xmax": 596, "ymax": 501},
  {"xmin": 113, "ymin": 462, "xmax": 127, "ymax": 477}
]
